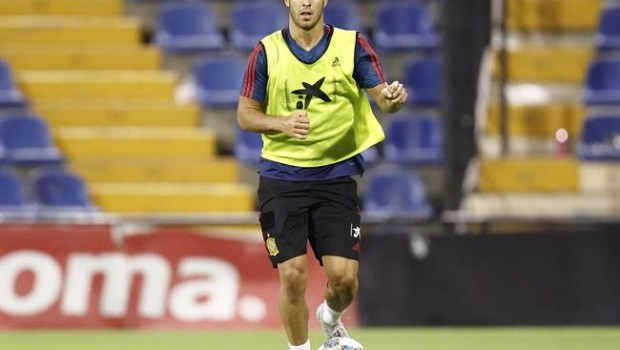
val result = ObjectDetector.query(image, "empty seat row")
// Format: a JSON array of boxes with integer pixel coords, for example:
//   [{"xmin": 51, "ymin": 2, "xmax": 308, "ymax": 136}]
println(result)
[
  {"xmin": 156, "ymin": 1, "xmax": 439, "ymax": 53},
  {"xmin": 0, "ymin": 166, "xmax": 97, "ymax": 220}
]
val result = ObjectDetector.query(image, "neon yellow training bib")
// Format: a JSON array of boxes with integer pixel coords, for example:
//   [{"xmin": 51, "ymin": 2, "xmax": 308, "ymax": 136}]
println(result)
[{"xmin": 260, "ymin": 27, "xmax": 385, "ymax": 167}]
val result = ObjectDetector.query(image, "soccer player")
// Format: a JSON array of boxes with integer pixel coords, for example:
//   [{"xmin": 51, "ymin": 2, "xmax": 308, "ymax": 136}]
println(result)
[{"xmin": 237, "ymin": 1, "xmax": 408, "ymax": 349}]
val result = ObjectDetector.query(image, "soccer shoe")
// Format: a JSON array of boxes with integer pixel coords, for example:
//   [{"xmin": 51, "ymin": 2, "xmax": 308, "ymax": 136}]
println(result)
[{"xmin": 315, "ymin": 303, "xmax": 349, "ymax": 340}]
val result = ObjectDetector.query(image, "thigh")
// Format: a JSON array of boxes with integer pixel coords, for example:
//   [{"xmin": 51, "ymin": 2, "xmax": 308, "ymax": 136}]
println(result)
[
  {"xmin": 309, "ymin": 178, "xmax": 362, "ymax": 264},
  {"xmin": 258, "ymin": 177, "xmax": 312, "ymax": 268}
]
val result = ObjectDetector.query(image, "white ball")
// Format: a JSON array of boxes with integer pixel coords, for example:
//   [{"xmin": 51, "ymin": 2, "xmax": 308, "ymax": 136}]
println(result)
[{"xmin": 318, "ymin": 337, "xmax": 365, "ymax": 350}]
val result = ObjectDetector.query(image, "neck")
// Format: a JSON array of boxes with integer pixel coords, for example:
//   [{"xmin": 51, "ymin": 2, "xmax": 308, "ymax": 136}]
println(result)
[{"xmin": 288, "ymin": 21, "xmax": 325, "ymax": 51}]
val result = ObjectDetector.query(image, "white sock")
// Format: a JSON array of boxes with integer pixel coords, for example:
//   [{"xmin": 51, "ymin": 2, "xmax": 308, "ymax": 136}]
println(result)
[
  {"xmin": 322, "ymin": 301, "xmax": 343, "ymax": 325},
  {"xmin": 289, "ymin": 339, "xmax": 311, "ymax": 350}
]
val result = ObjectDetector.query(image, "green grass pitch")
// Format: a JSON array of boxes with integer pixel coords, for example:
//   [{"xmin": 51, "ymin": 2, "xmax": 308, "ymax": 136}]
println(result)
[{"xmin": 1, "ymin": 327, "xmax": 619, "ymax": 350}]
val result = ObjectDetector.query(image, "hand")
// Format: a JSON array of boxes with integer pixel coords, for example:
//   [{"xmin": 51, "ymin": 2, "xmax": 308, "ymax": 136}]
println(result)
[
  {"xmin": 381, "ymin": 80, "xmax": 408, "ymax": 108},
  {"xmin": 281, "ymin": 110, "xmax": 310, "ymax": 140}
]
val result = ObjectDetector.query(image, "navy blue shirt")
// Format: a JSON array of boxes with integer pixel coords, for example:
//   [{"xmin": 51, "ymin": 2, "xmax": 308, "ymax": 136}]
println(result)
[{"xmin": 241, "ymin": 25, "xmax": 387, "ymax": 181}]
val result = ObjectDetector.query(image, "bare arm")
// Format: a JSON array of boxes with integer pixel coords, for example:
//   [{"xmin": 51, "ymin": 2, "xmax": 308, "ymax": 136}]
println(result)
[
  {"xmin": 367, "ymin": 80, "xmax": 409, "ymax": 114},
  {"xmin": 237, "ymin": 96, "xmax": 310, "ymax": 140}
]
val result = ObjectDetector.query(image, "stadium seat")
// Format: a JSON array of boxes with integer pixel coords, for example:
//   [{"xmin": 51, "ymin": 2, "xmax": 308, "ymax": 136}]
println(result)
[
  {"xmin": 0, "ymin": 59, "xmax": 27, "ymax": 107},
  {"xmin": 372, "ymin": 2, "xmax": 439, "ymax": 51},
  {"xmin": 384, "ymin": 114, "xmax": 443, "ymax": 165},
  {"xmin": 31, "ymin": 167, "xmax": 97, "ymax": 212},
  {"xmin": 230, "ymin": 2, "xmax": 287, "ymax": 51},
  {"xmin": 577, "ymin": 115, "xmax": 620, "ymax": 161},
  {"xmin": 583, "ymin": 58, "xmax": 620, "ymax": 105},
  {"xmin": 363, "ymin": 166, "xmax": 433, "ymax": 221},
  {"xmin": 0, "ymin": 167, "xmax": 28, "ymax": 213},
  {"xmin": 595, "ymin": 6, "xmax": 620, "ymax": 51},
  {"xmin": 0, "ymin": 114, "xmax": 64, "ymax": 166},
  {"xmin": 324, "ymin": 1, "xmax": 362, "ymax": 31},
  {"xmin": 234, "ymin": 128, "xmax": 263, "ymax": 165},
  {"xmin": 156, "ymin": 1, "xmax": 224, "ymax": 53},
  {"xmin": 193, "ymin": 54, "xmax": 246, "ymax": 108},
  {"xmin": 403, "ymin": 56, "xmax": 441, "ymax": 107}
]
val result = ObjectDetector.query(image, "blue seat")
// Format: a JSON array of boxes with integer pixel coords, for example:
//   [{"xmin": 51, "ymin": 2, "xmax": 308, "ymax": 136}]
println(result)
[
  {"xmin": 583, "ymin": 58, "xmax": 620, "ymax": 106},
  {"xmin": 595, "ymin": 6, "xmax": 620, "ymax": 51},
  {"xmin": 31, "ymin": 167, "xmax": 97, "ymax": 212},
  {"xmin": 577, "ymin": 115, "xmax": 620, "ymax": 161},
  {"xmin": 372, "ymin": 2, "xmax": 439, "ymax": 52},
  {"xmin": 384, "ymin": 114, "xmax": 442, "ymax": 165},
  {"xmin": 363, "ymin": 167, "xmax": 433, "ymax": 221},
  {"xmin": 403, "ymin": 56, "xmax": 440, "ymax": 107},
  {"xmin": 234, "ymin": 128, "xmax": 263, "ymax": 165},
  {"xmin": 324, "ymin": 1, "xmax": 362, "ymax": 31},
  {"xmin": 155, "ymin": 1, "xmax": 224, "ymax": 53},
  {"xmin": 193, "ymin": 54, "xmax": 246, "ymax": 108},
  {"xmin": 0, "ymin": 59, "xmax": 28, "ymax": 108},
  {"xmin": 0, "ymin": 114, "xmax": 64, "ymax": 166},
  {"xmin": 230, "ymin": 2, "xmax": 287, "ymax": 51},
  {"xmin": 0, "ymin": 167, "xmax": 37, "ymax": 220}
]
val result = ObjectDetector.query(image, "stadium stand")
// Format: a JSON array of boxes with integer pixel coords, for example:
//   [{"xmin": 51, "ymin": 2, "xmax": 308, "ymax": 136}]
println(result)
[
  {"xmin": 230, "ymin": 2, "xmax": 287, "ymax": 51},
  {"xmin": 234, "ymin": 128, "xmax": 263, "ymax": 166},
  {"xmin": 30, "ymin": 167, "xmax": 97, "ymax": 212},
  {"xmin": 155, "ymin": 1, "xmax": 224, "ymax": 53},
  {"xmin": 363, "ymin": 166, "xmax": 433, "ymax": 221},
  {"xmin": 324, "ymin": 1, "xmax": 362, "ymax": 31},
  {"xmin": 372, "ymin": 1, "xmax": 439, "ymax": 52},
  {"xmin": 0, "ymin": 114, "xmax": 64, "ymax": 167},
  {"xmin": 0, "ymin": 0, "xmax": 254, "ymax": 215},
  {"xmin": 0, "ymin": 59, "xmax": 27, "ymax": 107},
  {"xmin": 383, "ymin": 114, "xmax": 443, "ymax": 165},
  {"xmin": 583, "ymin": 58, "xmax": 620, "ymax": 106},
  {"xmin": 192, "ymin": 54, "xmax": 246, "ymax": 108},
  {"xmin": 577, "ymin": 115, "xmax": 620, "ymax": 161},
  {"xmin": 459, "ymin": 0, "xmax": 620, "ymax": 220},
  {"xmin": 403, "ymin": 56, "xmax": 441, "ymax": 107},
  {"xmin": 595, "ymin": 5, "xmax": 620, "ymax": 51}
]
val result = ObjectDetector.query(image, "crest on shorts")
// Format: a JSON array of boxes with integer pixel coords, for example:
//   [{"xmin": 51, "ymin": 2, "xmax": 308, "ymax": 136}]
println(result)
[{"xmin": 266, "ymin": 235, "xmax": 279, "ymax": 256}]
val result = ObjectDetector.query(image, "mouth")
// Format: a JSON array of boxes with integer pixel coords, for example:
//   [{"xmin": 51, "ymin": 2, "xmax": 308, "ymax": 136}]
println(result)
[{"xmin": 300, "ymin": 10, "xmax": 312, "ymax": 19}]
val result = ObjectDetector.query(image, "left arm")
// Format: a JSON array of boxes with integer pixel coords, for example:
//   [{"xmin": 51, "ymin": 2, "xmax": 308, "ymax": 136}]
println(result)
[{"xmin": 353, "ymin": 33, "xmax": 408, "ymax": 113}]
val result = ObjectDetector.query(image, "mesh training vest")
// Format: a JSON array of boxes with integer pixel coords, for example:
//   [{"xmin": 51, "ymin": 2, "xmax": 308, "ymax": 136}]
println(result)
[{"xmin": 260, "ymin": 27, "xmax": 384, "ymax": 167}]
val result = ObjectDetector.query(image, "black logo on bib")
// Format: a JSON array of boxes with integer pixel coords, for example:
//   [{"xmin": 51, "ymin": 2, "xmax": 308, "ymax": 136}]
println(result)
[{"xmin": 292, "ymin": 77, "xmax": 332, "ymax": 110}]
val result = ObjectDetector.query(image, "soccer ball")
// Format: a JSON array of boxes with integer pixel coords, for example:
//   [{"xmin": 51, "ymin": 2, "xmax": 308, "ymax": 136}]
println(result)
[{"xmin": 318, "ymin": 337, "xmax": 365, "ymax": 350}]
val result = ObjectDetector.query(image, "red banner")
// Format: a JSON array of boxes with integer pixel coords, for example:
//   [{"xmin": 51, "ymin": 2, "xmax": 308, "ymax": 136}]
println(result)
[{"xmin": 0, "ymin": 225, "xmax": 358, "ymax": 329}]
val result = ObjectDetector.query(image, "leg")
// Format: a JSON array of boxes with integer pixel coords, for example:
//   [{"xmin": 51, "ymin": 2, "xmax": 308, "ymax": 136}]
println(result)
[
  {"xmin": 278, "ymin": 255, "xmax": 310, "ymax": 346},
  {"xmin": 322, "ymin": 255, "xmax": 359, "ymax": 312}
]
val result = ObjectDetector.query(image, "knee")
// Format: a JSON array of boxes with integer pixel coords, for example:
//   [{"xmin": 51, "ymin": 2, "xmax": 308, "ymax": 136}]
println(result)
[
  {"xmin": 328, "ymin": 270, "xmax": 358, "ymax": 295},
  {"xmin": 279, "ymin": 263, "xmax": 308, "ymax": 298}
]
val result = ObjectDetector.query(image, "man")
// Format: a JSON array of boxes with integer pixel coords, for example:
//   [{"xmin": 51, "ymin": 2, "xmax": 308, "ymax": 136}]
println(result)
[{"xmin": 237, "ymin": 1, "xmax": 408, "ymax": 349}]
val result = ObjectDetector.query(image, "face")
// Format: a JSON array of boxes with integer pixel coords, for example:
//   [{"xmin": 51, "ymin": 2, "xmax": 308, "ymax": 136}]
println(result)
[{"xmin": 284, "ymin": 0, "xmax": 327, "ymax": 31}]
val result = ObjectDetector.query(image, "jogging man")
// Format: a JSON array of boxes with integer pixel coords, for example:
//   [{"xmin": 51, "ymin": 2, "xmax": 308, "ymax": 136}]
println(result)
[{"xmin": 237, "ymin": 1, "xmax": 408, "ymax": 349}]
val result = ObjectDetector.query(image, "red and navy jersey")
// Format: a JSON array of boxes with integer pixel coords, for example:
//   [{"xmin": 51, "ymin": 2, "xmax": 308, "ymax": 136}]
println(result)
[
  {"xmin": 241, "ymin": 24, "xmax": 387, "ymax": 181},
  {"xmin": 242, "ymin": 24, "xmax": 387, "ymax": 102}
]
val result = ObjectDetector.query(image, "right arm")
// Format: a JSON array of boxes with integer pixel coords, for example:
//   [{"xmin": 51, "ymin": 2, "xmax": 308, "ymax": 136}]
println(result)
[
  {"xmin": 237, "ymin": 42, "xmax": 309, "ymax": 140},
  {"xmin": 237, "ymin": 96, "xmax": 310, "ymax": 140}
]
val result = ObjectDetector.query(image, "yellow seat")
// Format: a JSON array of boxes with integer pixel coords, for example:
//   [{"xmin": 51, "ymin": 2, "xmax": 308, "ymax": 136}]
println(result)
[
  {"xmin": 579, "ymin": 163, "xmax": 620, "ymax": 194},
  {"xmin": 90, "ymin": 183, "xmax": 255, "ymax": 213},
  {"xmin": 54, "ymin": 127, "xmax": 216, "ymax": 159},
  {"xmin": 0, "ymin": 45, "xmax": 161, "ymax": 71},
  {"xmin": 493, "ymin": 47, "xmax": 592, "ymax": 83},
  {"xmin": 507, "ymin": 0, "xmax": 602, "ymax": 31},
  {"xmin": 0, "ymin": 16, "xmax": 140, "ymax": 45},
  {"xmin": 71, "ymin": 157, "xmax": 240, "ymax": 184},
  {"xmin": 479, "ymin": 157, "xmax": 579, "ymax": 192},
  {"xmin": 0, "ymin": 0, "xmax": 122, "ymax": 16},
  {"xmin": 34, "ymin": 101, "xmax": 199, "ymax": 128},
  {"xmin": 16, "ymin": 71, "xmax": 177, "ymax": 100},
  {"xmin": 486, "ymin": 103, "xmax": 585, "ymax": 138}
]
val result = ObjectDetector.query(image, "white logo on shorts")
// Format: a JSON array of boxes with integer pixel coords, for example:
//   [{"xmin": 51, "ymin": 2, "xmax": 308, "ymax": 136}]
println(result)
[{"xmin": 350, "ymin": 224, "xmax": 361, "ymax": 239}]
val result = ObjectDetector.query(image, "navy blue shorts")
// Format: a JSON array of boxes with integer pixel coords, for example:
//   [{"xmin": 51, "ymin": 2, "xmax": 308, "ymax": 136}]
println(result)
[{"xmin": 257, "ymin": 176, "xmax": 362, "ymax": 268}]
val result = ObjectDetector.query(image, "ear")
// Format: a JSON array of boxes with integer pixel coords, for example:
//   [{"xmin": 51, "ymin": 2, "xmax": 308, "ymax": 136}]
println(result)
[
  {"xmin": 324, "ymin": 0, "xmax": 328, "ymax": 9},
  {"xmin": 284, "ymin": 0, "xmax": 290, "ymax": 8}
]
